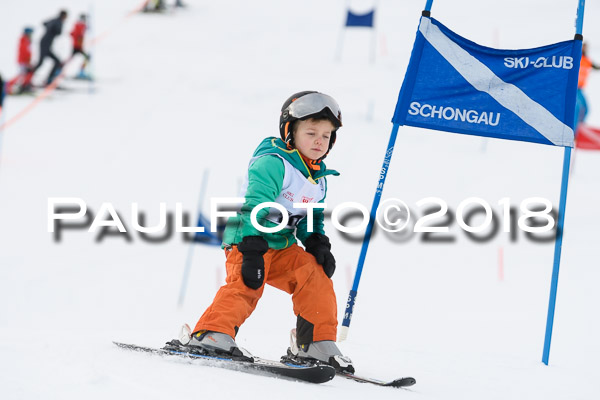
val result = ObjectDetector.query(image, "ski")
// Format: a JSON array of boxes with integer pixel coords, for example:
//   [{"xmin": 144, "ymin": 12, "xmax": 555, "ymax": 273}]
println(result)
[
  {"xmin": 336, "ymin": 371, "xmax": 416, "ymax": 388},
  {"xmin": 71, "ymin": 75, "xmax": 94, "ymax": 81},
  {"xmin": 280, "ymin": 348, "xmax": 416, "ymax": 389},
  {"xmin": 7, "ymin": 90, "xmax": 38, "ymax": 97},
  {"xmin": 114, "ymin": 341, "xmax": 336, "ymax": 384}
]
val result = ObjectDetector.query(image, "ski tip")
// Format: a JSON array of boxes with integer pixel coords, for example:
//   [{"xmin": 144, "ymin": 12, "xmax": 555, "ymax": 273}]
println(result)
[
  {"xmin": 388, "ymin": 377, "xmax": 416, "ymax": 387},
  {"xmin": 326, "ymin": 366, "xmax": 337, "ymax": 376},
  {"xmin": 113, "ymin": 341, "xmax": 157, "ymax": 353},
  {"xmin": 113, "ymin": 341, "xmax": 139, "ymax": 350},
  {"xmin": 315, "ymin": 365, "xmax": 336, "ymax": 383}
]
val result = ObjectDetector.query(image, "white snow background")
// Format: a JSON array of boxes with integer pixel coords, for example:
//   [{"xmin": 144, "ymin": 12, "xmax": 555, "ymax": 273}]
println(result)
[{"xmin": 1, "ymin": 0, "xmax": 600, "ymax": 399}]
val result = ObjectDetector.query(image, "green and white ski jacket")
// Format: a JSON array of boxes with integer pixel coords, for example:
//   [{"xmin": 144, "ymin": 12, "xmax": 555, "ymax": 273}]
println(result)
[{"xmin": 222, "ymin": 137, "xmax": 340, "ymax": 250}]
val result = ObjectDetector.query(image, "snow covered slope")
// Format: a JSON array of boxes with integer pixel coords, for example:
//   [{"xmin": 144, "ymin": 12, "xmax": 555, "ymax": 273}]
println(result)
[{"xmin": 1, "ymin": 0, "xmax": 599, "ymax": 398}]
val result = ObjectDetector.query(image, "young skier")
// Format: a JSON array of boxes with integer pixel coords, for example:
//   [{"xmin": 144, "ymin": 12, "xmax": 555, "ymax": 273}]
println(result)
[
  {"xmin": 177, "ymin": 91, "xmax": 354, "ymax": 373},
  {"xmin": 70, "ymin": 14, "xmax": 91, "ymax": 79},
  {"xmin": 5, "ymin": 27, "xmax": 35, "ymax": 94}
]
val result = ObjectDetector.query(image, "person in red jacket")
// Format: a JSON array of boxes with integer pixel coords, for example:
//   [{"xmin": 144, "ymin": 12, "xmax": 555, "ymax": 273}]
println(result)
[
  {"xmin": 6, "ymin": 27, "xmax": 35, "ymax": 94},
  {"xmin": 575, "ymin": 42, "xmax": 600, "ymax": 129},
  {"xmin": 18, "ymin": 28, "xmax": 33, "ymax": 66},
  {"xmin": 70, "ymin": 14, "xmax": 91, "ymax": 79}
]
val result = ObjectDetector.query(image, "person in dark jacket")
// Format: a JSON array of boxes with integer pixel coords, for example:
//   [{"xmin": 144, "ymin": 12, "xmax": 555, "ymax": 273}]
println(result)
[{"xmin": 32, "ymin": 10, "xmax": 68, "ymax": 86}]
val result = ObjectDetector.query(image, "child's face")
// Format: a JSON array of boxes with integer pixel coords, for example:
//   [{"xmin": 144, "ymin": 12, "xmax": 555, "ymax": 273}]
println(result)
[{"xmin": 293, "ymin": 118, "xmax": 335, "ymax": 160}]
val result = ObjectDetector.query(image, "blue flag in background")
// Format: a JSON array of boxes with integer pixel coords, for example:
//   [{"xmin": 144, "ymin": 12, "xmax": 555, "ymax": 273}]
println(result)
[
  {"xmin": 346, "ymin": 10, "xmax": 375, "ymax": 28},
  {"xmin": 393, "ymin": 17, "xmax": 582, "ymax": 147},
  {"xmin": 193, "ymin": 213, "xmax": 223, "ymax": 246}
]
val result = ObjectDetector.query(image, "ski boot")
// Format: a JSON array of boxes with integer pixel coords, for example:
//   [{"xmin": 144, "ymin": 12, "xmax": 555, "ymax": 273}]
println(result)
[
  {"xmin": 18, "ymin": 83, "xmax": 35, "ymax": 94},
  {"xmin": 283, "ymin": 329, "xmax": 355, "ymax": 373},
  {"xmin": 75, "ymin": 71, "xmax": 92, "ymax": 81},
  {"xmin": 163, "ymin": 324, "xmax": 253, "ymax": 361}
]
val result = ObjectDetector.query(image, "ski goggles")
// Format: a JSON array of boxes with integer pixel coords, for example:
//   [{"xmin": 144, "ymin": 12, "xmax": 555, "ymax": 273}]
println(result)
[{"xmin": 285, "ymin": 93, "xmax": 343, "ymax": 127}]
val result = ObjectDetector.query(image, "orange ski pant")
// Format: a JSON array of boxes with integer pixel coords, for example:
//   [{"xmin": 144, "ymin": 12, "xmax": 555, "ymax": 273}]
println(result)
[{"xmin": 193, "ymin": 243, "xmax": 337, "ymax": 343}]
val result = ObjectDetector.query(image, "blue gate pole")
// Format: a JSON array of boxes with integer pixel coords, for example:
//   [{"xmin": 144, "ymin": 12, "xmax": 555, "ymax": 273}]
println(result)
[
  {"xmin": 178, "ymin": 169, "xmax": 210, "ymax": 308},
  {"xmin": 542, "ymin": 0, "xmax": 585, "ymax": 365},
  {"xmin": 338, "ymin": 123, "xmax": 401, "ymax": 341},
  {"xmin": 542, "ymin": 147, "xmax": 572, "ymax": 365},
  {"xmin": 339, "ymin": 0, "xmax": 435, "ymax": 342},
  {"xmin": 424, "ymin": 0, "xmax": 434, "ymax": 13}
]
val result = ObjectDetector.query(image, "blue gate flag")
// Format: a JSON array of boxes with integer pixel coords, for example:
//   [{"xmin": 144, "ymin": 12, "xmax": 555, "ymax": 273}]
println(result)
[
  {"xmin": 392, "ymin": 16, "xmax": 582, "ymax": 147},
  {"xmin": 193, "ymin": 213, "xmax": 223, "ymax": 246},
  {"xmin": 346, "ymin": 9, "xmax": 374, "ymax": 28}
]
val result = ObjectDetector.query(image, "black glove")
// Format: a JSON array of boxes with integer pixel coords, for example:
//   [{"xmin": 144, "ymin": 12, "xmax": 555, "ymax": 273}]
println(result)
[
  {"xmin": 304, "ymin": 233, "xmax": 336, "ymax": 278},
  {"xmin": 237, "ymin": 235, "xmax": 269, "ymax": 290}
]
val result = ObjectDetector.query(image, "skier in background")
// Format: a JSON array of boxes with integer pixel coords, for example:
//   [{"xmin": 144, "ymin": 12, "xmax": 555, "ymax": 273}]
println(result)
[
  {"xmin": 70, "ymin": 14, "xmax": 91, "ymax": 79},
  {"xmin": 5, "ymin": 27, "xmax": 35, "ymax": 94},
  {"xmin": 169, "ymin": 91, "xmax": 355, "ymax": 373},
  {"xmin": 32, "ymin": 10, "xmax": 68, "ymax": 86},
  {"xmin": 143, "ymin": 0, "xmax": 166, "ymax": 12},
  {"xmin": 0, "ymin": 73, "xmax": 5, "ymax": 114},
  {"xmin": 575, "ymin": 42, "xmax": 600, "ymax": 129}
]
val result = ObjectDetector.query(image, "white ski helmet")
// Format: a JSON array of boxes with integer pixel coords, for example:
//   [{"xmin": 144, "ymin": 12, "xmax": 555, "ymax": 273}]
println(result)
[{"xmin": 279, "ymin": 91, "xmax": 343, "ymax": 157}]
